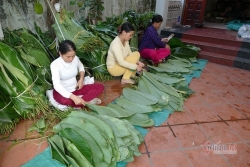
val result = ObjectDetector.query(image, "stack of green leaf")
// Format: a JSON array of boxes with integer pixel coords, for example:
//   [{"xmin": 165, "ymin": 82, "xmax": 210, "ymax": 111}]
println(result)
[
  {"xmin": 49, "ymin": 111, "xmax": 143, "ymax": 167},
  {"xmin": 0, "ymin": 29, "xmax": 52, "ymax": 134}
]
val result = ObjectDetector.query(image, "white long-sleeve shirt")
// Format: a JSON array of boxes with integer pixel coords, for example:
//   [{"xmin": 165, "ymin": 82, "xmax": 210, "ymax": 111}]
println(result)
[{"xmin": 50, "ymin": 56, "xmax": 85, "ymax": 98}]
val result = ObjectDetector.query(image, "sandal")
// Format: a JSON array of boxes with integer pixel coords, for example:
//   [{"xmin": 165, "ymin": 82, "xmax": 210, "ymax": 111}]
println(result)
[
  {"xmin": 121, "ymin": 79, "xmax": 135, "ymax": 84},
  {"xmin": 89, "ymin": 98, "xmax": 102, "ymax": 105}
]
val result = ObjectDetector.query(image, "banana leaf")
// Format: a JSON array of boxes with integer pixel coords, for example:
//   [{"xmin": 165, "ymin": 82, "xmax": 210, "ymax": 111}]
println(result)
[
  {"xmin": 77, "ymin": 49, "xmax": 112, "ymax": 81},
  {"xmin": 116, "ymin": 96, "xmax": 156, "ymax": 114},
  {"xmin": 54, "ymin": 123, "xmax": 108, "ymax": 167},
  {"xmin": 122, "ymin": 88, "xmax": 158, "ymax": 105},
  {"xmin": 121, "ymin": 113, "xmax": 154, "ymax": 127},
  {"xmin": 171, "ymin": 47, "xmax": 198, "ymax": 58},
  {"xmin": 49, "ymin": 135, "xmax": 69, "ymax": 166},
  {"xmin": 147, "ymin": 72, "xmax": 185, "ymax": 85},
  {"xmin": 61, "ymin": 137, "xmax": 94, "ymax": 167},
  {"xmin": 52, "ymin": 10, "xmax": 103, "ymax": 53},
  {"xmin": 54, "ymin": 116, "xmax": 114, "ymax": 165},
  {"xmin": 59, "ymin": 128, "xmax": 93, "ymax": 165},
  {"xmin": 88, "ymin": 103, "xmax": 134, "ymax": 118},
  {"xmin": 143, "ymin": 71, "xmax": 180, "ymax": 98},
  {"xmin": 168, "ymin": 37, "xmax": 186, "ymax": 48}
]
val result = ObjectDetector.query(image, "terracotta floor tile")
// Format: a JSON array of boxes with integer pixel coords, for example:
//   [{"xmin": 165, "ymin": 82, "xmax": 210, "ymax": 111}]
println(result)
[
  {"xmin": 36, "ymin": 140, "xmax": 49, "ymax": 155},
  {"xmin": 166, "ymin": 111, "xmax": 195, "ymax": 125},
  {"xmin": 184, "ymin": 148, "xmax": 230, "ymax": 167},
  {"xmin": 24, "ymin": 138, "xmax": 47, "ymax": 162},
  {"xmin": 220, "ymin": 90, "xmax": 250, "ymax": 104},
  {"xmin": 198, "ymin": 91, "xmax": 229, "ymax": 106},
  {"xmin": 204, "ymin": 80, "xmax": 229, "ymax": 92},
  {"xmin": 214, "ymin": 73, "xmax": 239, "ymax": 84},
  {"xmin": 227, "ymin": 120, "xmax": 250, "ymax": 141},
  {"xmin": 223, "ymin": 143, "xmax": 250, "ymax": 167},
  {"xmin": 172, "ymin": 124, "xmax": 208, "ymax": 148},
  {"xmin": 204, "ymin": 62, "xmax": 225, "ymax": 74},
  {"xmin": 126, "ymin": 154, "xmax": 151, "ymax": 167},
  {"xmin": 189, "ymin": 78, "xmax": 211, "ymax": 93},
  {"xmin": 8, "ymin": 120, "xmax": 27, "ymax": 140},
  {"xmin": 0, "ymin": 140, "xmax": 6, "ymax": 150},
  {"xmin": 144, "ymin": 127, "xmax": 179, "ymax": 152},
  {"xmin": 0, "ymin": 141, "xmax": 27, "ymax": 167},
  {"xmin": 186, "ymin": 105, "xmax": 220, "ymax": 123},
  {"xmin": 150, "ymin": 151, "xmax": 192, "ymax": 167},
  {"xmin": 231, "ymin": 84, "xmax": 250, "ymax": 99},
  {"xmin": 227, "ymin": 68, "xmax": 250, "ymax": 80},
  {"xmin": 200, "ymin": 122, "xmax": 242, "ymax": 144},
  {"xmin": 183, "ymin": 93, "xmax": 206, "ymax": 107},
  {"xmin": 232, "ymin": 103, "xmax": 250, "ymax": 118},
  {"xmin": 199, "ymin": 72, "xmax": 220, "ymax": 82},
  {"xmin": 138, "ymin": 143, "xmax": 146, "ymax": 153},
  {"xmin": 210, "ymin": 104, "xmax": 247, "ymax": 120}
]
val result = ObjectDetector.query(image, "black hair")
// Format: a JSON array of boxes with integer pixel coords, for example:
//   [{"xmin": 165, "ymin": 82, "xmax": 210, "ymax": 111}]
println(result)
[
  {"xmin": 58, "ymin": 40, "xmax": 76, "ymax": 54},
  {"xmin": 147, "ymin": 14, "xmax": 163, "ymax": 28},
  {"xmin": 117, "ymin": 22, "xmax": 135, "ymax": 34}
]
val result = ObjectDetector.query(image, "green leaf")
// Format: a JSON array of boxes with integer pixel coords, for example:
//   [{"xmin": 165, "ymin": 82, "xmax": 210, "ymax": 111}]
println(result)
[
  {"xmin": 61, "ymin": 137, "xmax": 93, "ymax": 167},
  {"xmin": 116, "ymin": 96, "xmax": 156, "ymax": 114},
  {"xmin": 122, "ymin": 88, "xmax": 158, "ymax": 105},
  {"xmin": 122, "ymin": 114, "xmax": 154, "ymax": 127},
  {"xmin": 59, "ymin": 128, "xmax": 93, "ymax": 165},
  {"xmin": 70, "ymin": 1, "xmax": 76, "ymax": 5},
  {"xmin": 28, "ymin": 118, "xmax": 46, "ymax": 134},
  {"xmin": 56, "ymin": 123, "xmax": 108, "ymax": 167}
]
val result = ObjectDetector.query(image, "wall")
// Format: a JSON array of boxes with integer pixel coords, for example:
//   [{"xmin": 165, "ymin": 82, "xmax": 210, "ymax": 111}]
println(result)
[
  {"xmin": 102, "ymin": 0, "xmax": 156, "ymax": 19},
  {"xmin": 0, "ymin": 0, "xmax": 48, "ymax": 32},
  {"xmin": 0, "ymin": 0, "xmax": 156, "ymax": 32}
]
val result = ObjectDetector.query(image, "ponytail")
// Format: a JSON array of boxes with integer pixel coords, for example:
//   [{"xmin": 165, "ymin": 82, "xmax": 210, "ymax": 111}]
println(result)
[{"xmin": 117, "ymin": 22, "xmax": 135, "ymax": 34}]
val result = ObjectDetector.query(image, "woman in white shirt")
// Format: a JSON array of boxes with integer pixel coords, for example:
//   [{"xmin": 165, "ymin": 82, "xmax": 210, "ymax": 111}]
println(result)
[
  {"xmin": 106, "ymin": 22, "xmax": 144, "ymax": 84},
  {"xmin": 50, "ymin": 40, "xmax": 104, "ymax": 107}
]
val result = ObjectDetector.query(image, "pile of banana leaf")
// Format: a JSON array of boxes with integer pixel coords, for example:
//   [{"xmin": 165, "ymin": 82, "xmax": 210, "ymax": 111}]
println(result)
[
  {"xmin": 49, "ymin": 111, "xmax": 143, "ymax": 167},
  {"xmin": 0, "ymin": 29, "xmax": 52, "ymax": 134}
]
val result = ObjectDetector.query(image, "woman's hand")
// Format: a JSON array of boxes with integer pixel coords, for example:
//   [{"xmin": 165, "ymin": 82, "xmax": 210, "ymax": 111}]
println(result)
[
  {"xmin": 70, "ymin": 94, "xmax": 85, "ymax": 105},
  {"xmin": 136, "ymin": 65, "xmax": 143, "ymax": 72},
  {"xmin": 165, "ymin": 44, "xmax": 170, "ymax": 49},
  {"xmin": 161, "ymin": 38, "xmax": 168, "ymax": 43},
  {"xmin": 137, "ymin": 61, "xmax": 145, "ymax": 67},
  {"xmin": 76, "ymin": 78, "xmax": 84, "ymax": 90}
]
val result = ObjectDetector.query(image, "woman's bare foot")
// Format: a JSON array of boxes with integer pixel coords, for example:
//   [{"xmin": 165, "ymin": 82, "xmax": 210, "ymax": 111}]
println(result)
[{"xmin": 89, "ymin": 98, "xmax": 102, "ymax": 105}]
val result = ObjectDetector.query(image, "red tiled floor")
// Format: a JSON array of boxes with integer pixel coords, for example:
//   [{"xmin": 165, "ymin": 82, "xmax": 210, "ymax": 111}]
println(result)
[
  {"xmin": 150, "ymin": 151, "xmax": 192, "ymax": 167},
  {"xmin": 200, "ymin": 122, "xmax": 242, "ymax": 144},
  {"xmin": 143, "ymin": 127, "xmax": 180, "ymax": 152},
  {"xmin": 184, "ymin": 148, "xmax": 230, "ymax": 167},
  {"xmin": 186, "ymin": 105, "xmax": 220, "ymax": 123},
  {"xmin": 165, "ymin": 111, "xmax": 195, "ymax": 125},
  {"xmin": 232, "ymin": 103, "xmax": 250, "ymax": 118},
  {"xmin": 183, "ymin": 93, "xmax": 206, "ymax": 107},
  {"xmin": 210, "ymin": 104, "xmax": 247, "ymax": 120},
  {"xmin": 223, "ymin": 143, "xmax": 250, "ymax": 167},
  {"xmin": 227, "ymin": 120, "xmax": 250, "ymax": 141},
  {"xmin": 171, "ymin": 124, "xmax": 209, "ymax": 148},
  {"xmin": 126, "ymin": 154, "xmax": 151, "ymax": 167},
  {"xmin": 198, "ymin": 90, "xmax": 229, "ymax": 106},
  {"xmin": 0, "ymin": 141, "xmax": 27, "ymax": 167}
]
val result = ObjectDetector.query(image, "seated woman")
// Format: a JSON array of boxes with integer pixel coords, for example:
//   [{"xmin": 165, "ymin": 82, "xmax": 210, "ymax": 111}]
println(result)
[
  {"xmin": 106, "ymin": 22, "xmax": 144, "ymax": 84},
  {"xmin": 139, "ymin": 14, "xmax": 171, "ymax": 65},
  {"xmin": 50, "ymin": 40, "xmax": 104, "ymax": 108}
]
